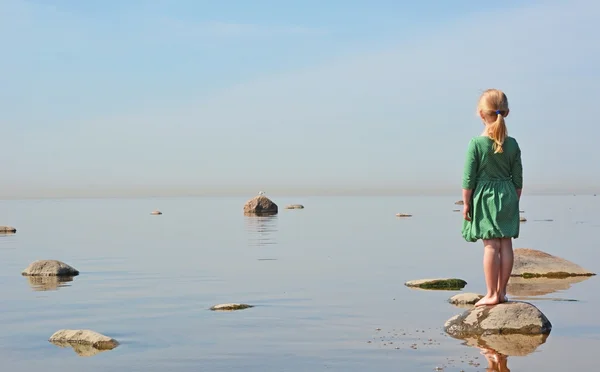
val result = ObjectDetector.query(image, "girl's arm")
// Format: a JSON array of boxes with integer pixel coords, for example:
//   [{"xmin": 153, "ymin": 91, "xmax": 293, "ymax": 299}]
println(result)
[
  {"xmin": 462, "ymin": 139, "xmax": 478, "ymax": 206},
  {"xmin": 512, "ymin": 141, "xmax": 523, "ymax": 199}
]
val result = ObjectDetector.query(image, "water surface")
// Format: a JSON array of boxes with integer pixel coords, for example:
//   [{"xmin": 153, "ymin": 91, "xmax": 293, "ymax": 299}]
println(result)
[{"xmin": 0, "ymin": 195, "xmax": 598, "ymax": 371}]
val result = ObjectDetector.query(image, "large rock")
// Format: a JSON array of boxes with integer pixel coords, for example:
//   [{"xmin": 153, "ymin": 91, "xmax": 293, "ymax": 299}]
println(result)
[
  {"xmin": 512, "ymin": 248, "xmax": 596, "ymax": 278},
  {"xmin": 49, "ymin": 330, "xmax": 119, "ymax": 356},
  {"xmin": 405, "ymin": 278, "xmax": 467, "ymax": 290},
  {"xmin": 444, "ymin": 301, "xmax": 552, "ymax": 338},
  {"xmin": 243, "ymin": 195, "xmax": 278, "ymax": 215},
  {"xmin": 0, "ymin": 226, "xmax": 16, "ymax": 233},
  {"xmin": 21, "ymin": 260, "xmax": 80, "ymax": 276}
]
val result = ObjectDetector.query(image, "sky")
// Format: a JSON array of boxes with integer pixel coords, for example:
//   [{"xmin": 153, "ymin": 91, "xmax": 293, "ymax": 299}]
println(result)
[{"xmin": 1, "ymin": 0, "xmax": 599, "ymax": 197}]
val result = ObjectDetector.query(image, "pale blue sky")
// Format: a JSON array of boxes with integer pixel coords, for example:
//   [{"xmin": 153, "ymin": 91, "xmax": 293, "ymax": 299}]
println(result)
[{"xmin": 1, "ymin": 0, "xmax": 599, "ymax": 197}]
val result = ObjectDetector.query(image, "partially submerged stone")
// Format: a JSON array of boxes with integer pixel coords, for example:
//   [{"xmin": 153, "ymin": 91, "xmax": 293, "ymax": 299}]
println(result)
[
  {"xmin": 395, "ymin": 213, "xmax": 412, "ymax": 217},
  {"xmin": 449, "ymin": 293, "xmax": 484, "ymax": 306},
  {"xmin": 405, "ymin": 278, "xmax": 467, "ymax": 290},
  {"xmin": 210, "ymin": 303, "xmax": 254, "ymax": 311},
  {"xmin": 444, "ymin": 301, "xmax": 552, "ymax": 338},
  {"xmin": 150, "ymin": 210, "xmax": 162, "ymax": 215},
  {"xmin": 49, "ymin": 329, "xmax": 119, "ymax": 356},
  {"xmin": 21, "ymin": 260, "xmax": 79, "ymax": 277},
  {"xmin": 455, "ymin": 200, "xmax": 464, "ymax": 205},
  {"xmin": 0, "ymin": 226, "xmax": 16, "ymax": 233},
  {"xmin": 520, "ymin": 216, "xmax": 527, "ymax": 222},
  {"xmin": 512, "ymin": 248, "xmax": 595, "ymax": 278},
  {"xmin": 244, "ymin": 195, "xmax": 278, "ymax": 215},
  {"xmin": 285, "ymin": 204, "xmax": 304, "ymax": 209}
]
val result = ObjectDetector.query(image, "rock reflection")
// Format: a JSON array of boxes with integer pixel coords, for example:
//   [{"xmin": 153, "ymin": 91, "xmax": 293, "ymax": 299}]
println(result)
[
  {"xmin": 26, "ymin": 276, "xmax": 75, "ymax": 291},
  {"xmin": 49, "ymin": 341, "xmax": 112, "ymax": 357},
  {"xmin": 244, "ymin": 213, "xmax": 278, "ymax": 247},
  {"xmin": 457, "ymin": 333, "xmax": 549, "ymax": 371},
  {"xmin": 507, "ymin": 275, "xmax": 591, "ymax": 297}
]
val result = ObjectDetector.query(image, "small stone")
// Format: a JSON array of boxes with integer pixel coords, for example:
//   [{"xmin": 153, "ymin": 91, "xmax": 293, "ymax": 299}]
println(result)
[
  {"xmin": 49, "ymin": 329, "xmax": 119, "ymax": 356},
  {"xmin": 405, "ymin": 278, "xmax": 467, "ymax": 290},
  {"xmin": 449, "ymin": 293, "xmax": 484, "ymax": 306},
  {"xmin": 0, "ymin": 226, "xmax": 17, "ymax": 233},
  {"xmin": 210, "ymin": 303, "xmax": 254, "ymax": 311},
  {"xmin": 21, "ymin": 260, "xmax": 79, "ymax": 277},
  {"xmin": 455, "ymin": 200, "xmax": 464, "ymax": 205},
  {"xmin": 150, "ymin": 210, "xmax": 162, "ymax": 215},
  {"xmin": 520, "ymin": 216, "xmax": 527, "ymax": 222},
  {"xmin": 285, "ymin": 204, "xmax": 304, "ymax": 209},
  {"xmin": 396, "ymin": 213, "xmax": 412, "ymax": 217}
]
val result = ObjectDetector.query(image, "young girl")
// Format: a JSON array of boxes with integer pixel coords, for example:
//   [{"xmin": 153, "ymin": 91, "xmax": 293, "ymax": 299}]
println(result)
[{"xmin": 461, "ymin": 89, "xmax": 523, "ymax": 307}]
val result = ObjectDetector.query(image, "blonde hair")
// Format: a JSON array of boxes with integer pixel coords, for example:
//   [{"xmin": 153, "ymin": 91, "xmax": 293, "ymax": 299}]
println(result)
[{"xmin": 477, "ymin": 89, "xmax": 509, "ymax": 153}]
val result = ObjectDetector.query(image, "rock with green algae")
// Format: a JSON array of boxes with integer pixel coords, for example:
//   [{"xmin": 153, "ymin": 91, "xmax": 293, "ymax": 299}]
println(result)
[
  {"xmin": 405, "ymin": 278, "xmax": 467, "ymax": 290},
  {"xmin": 512, "ymin": 248, "xmax": 596, "ymax": 278},
  {"xmin": 210, "ymin": 303, "xmax": 254, "ymax": 311}
]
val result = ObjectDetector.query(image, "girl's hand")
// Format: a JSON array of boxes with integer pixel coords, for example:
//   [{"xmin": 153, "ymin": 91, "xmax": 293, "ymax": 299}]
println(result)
[{"xmin": 463, "ymin": 204, "xmax": 471, "ymax": 221}]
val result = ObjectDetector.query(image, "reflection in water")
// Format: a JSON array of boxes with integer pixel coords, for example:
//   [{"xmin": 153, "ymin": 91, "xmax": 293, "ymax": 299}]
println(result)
[
  {"xmin": 507, "ymin": 275, "xmax": 592, "ymax": 298},
  {"xmin": 26, "ymin": 276, "xmax": 75, "ymax": 291},
  {"xmin": 457, "ymin": 333, "xmax": 549, "ymax": 371},
  {"xmin": 49, "ymin": 341, "xmax": 113, "ymax": 357},
  {"xmin": 244, "ymin": 213, "xmax": 278, "ymax": 247}
]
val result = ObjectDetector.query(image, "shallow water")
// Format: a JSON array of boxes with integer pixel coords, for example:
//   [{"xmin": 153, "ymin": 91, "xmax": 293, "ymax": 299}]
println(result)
[{"xmin": 0, "ymin": 195, "xmax": 598, "ymax": 371}]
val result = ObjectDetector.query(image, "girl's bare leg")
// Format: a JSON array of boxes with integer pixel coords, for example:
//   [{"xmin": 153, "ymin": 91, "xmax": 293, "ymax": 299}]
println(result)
[
  {"xmin": 498, "ymin": 238, "xmax": 514, "ymax": 302},
  {"xmin": 475, "ymin": 239, "xmax": 502, "ymax": 307}
]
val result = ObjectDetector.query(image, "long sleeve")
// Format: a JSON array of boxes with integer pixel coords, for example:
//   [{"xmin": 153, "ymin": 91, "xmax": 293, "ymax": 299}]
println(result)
[
  {"xmin": 462, "ymin": 139, "xmax": 478, "ymax": 189},
  {"xmin": 511, "ymin": 141, "xmax": 523, "ymax": 189}
]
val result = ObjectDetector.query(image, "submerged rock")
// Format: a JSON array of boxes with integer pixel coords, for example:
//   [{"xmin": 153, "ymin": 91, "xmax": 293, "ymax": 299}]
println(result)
[
  {"xmin": 49, "ymin": 329, "xmax": 119, "ymax": 356},
  {"xmin": 405, "ymin": 278, "xmax": 467, "ymax": 290},
  {"xmin": 210, "ymin": 303, "xmax": 254, "ymax": 311},
  {"xmin": 244, "ymin": 195, "xmax": 278, "ymax": 215},
  {"xmin": 21, "ymin": 260, "xmax": 79, "ymax": 277},
  {"xmin": 444, "ymin": 301, "xmax": 552, "ymax": 338},
  {"xmin": 395, "ymin": 213, "xmax": 412, "ymax": 217},
  {"xmin": 449, "ymin": 293, "xmax": 484, "ymax": 306},
  {"xmin": 150, "ymin": 210, "xmax": 162, "ymax": 215},
  {"xmin": 0, "ymin": 226, "xmax": 16, "ymax": 233},
  {"xmin": 285, "ymin": 204, "xmax": 304, "ymax": 209},
  {"xmin": 512, "ymin": 248, "xmax": 596, "ymax": 278}
]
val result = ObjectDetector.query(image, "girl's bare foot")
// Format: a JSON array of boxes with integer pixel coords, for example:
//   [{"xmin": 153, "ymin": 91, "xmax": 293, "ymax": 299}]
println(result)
[
  {"xmin": 475, "ymin": 294, "xmax": 501, "ymax": 307},
  {"xmin": 498, "ymin": 293, "xmax": 509, "ymax": 303}
]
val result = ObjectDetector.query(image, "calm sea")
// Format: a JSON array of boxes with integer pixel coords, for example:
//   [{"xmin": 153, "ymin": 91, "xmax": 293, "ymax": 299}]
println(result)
[{"xmin": 0, "ymin": 195, "xmax": 598, "ymax": 371}]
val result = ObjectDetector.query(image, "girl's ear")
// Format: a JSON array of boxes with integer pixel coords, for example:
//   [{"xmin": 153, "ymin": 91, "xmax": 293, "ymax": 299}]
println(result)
[{"xmin": 478, "ymin": 109, "xmax": 485, "ymax": 120}]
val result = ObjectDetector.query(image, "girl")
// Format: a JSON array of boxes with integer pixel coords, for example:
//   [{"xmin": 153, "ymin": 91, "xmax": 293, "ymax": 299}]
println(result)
[{"xmin": 461, "ymin": 89, "xmax": 523, "ymax": 307}]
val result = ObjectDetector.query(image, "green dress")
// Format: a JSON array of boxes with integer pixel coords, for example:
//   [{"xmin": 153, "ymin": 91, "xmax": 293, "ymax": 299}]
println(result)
[{"xmin": 461, "ymin": 136, "xmax": 523, "ymax": 242}]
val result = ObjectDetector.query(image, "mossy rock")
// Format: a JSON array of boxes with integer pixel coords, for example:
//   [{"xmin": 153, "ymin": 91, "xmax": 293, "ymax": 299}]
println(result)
[{"xmin": 405, "ymin": 278, "xmax": 467, "ymax": 290}]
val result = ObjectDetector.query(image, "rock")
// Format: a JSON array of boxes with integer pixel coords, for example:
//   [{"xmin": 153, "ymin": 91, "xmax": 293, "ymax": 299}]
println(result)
[
  {"xmin": 26, "ymin": 275, "xmax": 75, "ymax": 291},
  {"xmin": 462, "ymin": 333, "xmax": 549, "ymax": 356},
  {"xmin": 520, "ymin": 216, "xmax": 527, "ymax": 222},
  {"xmin": 150, "ymin": 210, "xmax": 162, "ymax": 215},
  {"xmin": 444, "ymin": 301, "xmax": 552, "ymax": 338},
  {"xmin": 405, "ymin": 278, "xmax": 467, "ymax": 290},
  {"xmin": 210, "ymin": 303, "xmax": 253, "ymax": 311},
  {"xmin": 49, "ymin": 329, "xmax": 119, "ymax": 356},
  {"xmin": 512, "ymin": 248, "xmax": 596, "ymax": 278},
  {"xmin": 21, "ymin": 260, "xmax": 80, "ymax": 277},
  {"xmin": 243, "ymin": 195, "xmax": 278, "ymax": 215},
  {"xmin": 453, "ymin": 209, "xmax": 460, "ymax": 212},
  {"xmin": 395, "ymin": 213, "xmax": 412, "ymax": 217},
  {"xmin": 449, "ymin": 293, "xmax": 484, "ymax": 306},
  {"xmin": 285, "ymin": 204, "xmax": 304, "ymax": 209},
  {"xmin": 0, "ymin": 226, "xmax": 16, "ymax": 233},
  {"xmin": 455, "ymin": 200, "xmax": 464, "ymax": 205}
]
